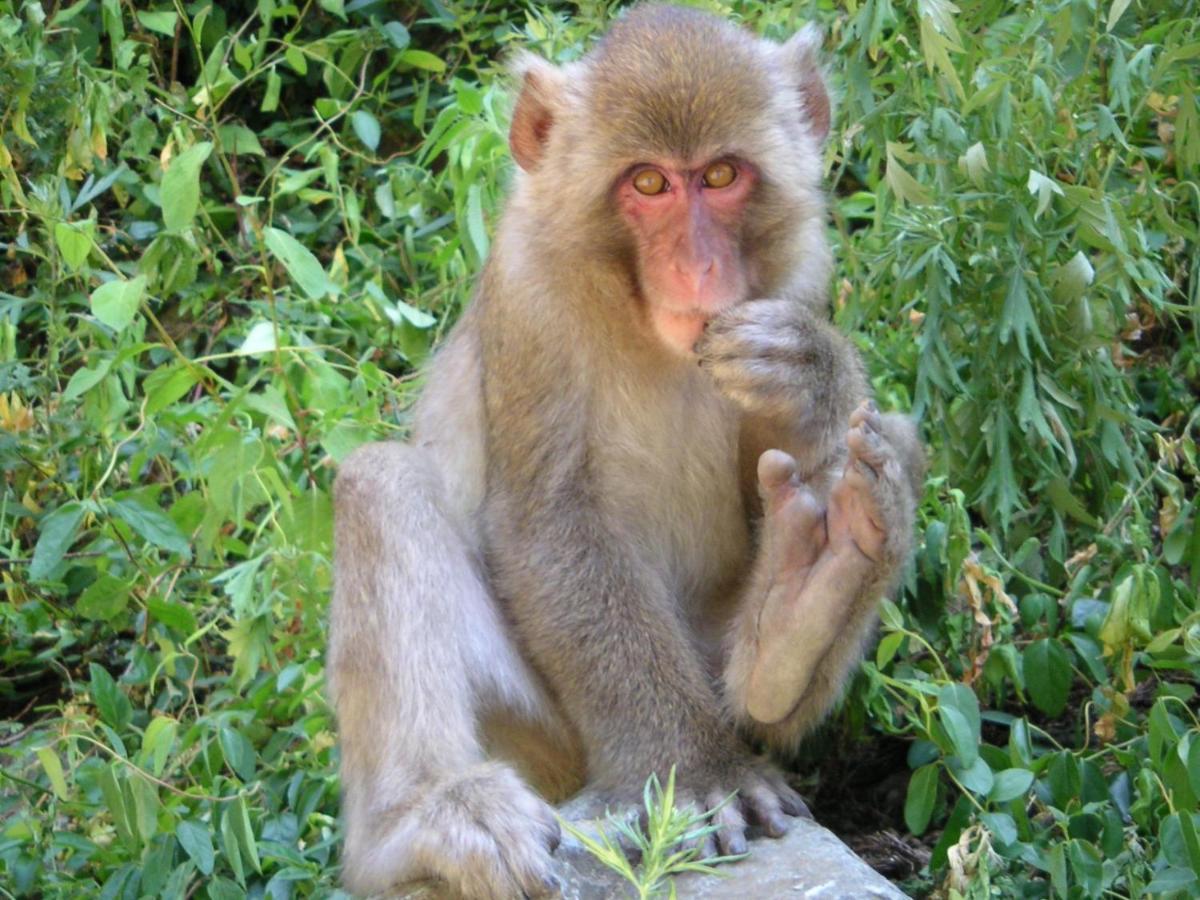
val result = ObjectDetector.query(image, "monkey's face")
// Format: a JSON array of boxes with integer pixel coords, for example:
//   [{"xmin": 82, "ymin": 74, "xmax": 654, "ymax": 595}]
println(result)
[{"xmin": 614, "ymin": 156, "xmax": 756, "ymax": 354}]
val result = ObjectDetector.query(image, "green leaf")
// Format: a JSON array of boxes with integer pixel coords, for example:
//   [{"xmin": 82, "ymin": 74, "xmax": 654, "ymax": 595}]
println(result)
[
  {"xmin": 399, "ymin": 49, "xmax": 447, "ymax": 73},
  {"xmin": 219, "ymin": 726, "xmax": 256, "ymax": 782},
  {"xmin": 36, "ymin": 746, "xmax": 69, "ymax": 800},
  {"xmin": 352, "ymin": 110, "xmax": 381, "ymax": 151},
  {"xmin": 136, "ymin": 10, "xmax": 177, "ymax": 36},
  {"xmin": 144, "ymin": 364, "xmax": 200, "ymax": 415},
  {"xmin": 89, "ymin": 663, "xmax": 133, "ymax": 731},
  {"xmin": 77, "ymin": 573, "xmax": 131, "ymax": 620},
  {"xmin": 110, "ymin": 494, "xmax": 191, "ymax": 556},
  {"xmin": 1023, "ymin": 639, "xmax": 1070, "ymax": 717},
  {"xmin": 54, "ymin": 221, "xmax": 93, "ymax": 269},
  {"xmin": 875, "ymin": 631, "xmax": 905, "ymax": 668},
  {"xmin": 91, "ymin": 275, "xmax": 147, "ymax": 332},
  {"xmin": 264, "ymin": 227, "xmax": 338, "ymax": 300},
  {"xmin": 990, "ymin": 767, "xmax": 1035, "ymax": 803},
  {"xmin": 904, "ymin": 764, "xmax": 939, "ymax": 835},
  {"xmin": 216, "ymin": 124, "xmax": 264, "ymax": 156},
  {"xmin": 161, "ymin": 142, "xmax": 212, "ymax": 231},
  {"xmin": 63, "ymin": 357, "xmax": 114, "ymax": 402},
  {"xmin": 30, "ymin": 502, "xmax": 87, "ymax": 581},
  {"xmin": 141, "ymin": 716, "xmax": 177, "ymax": 777},
  {"xmin": 938, "ymin": 684, "xmax": 980, "ymax": 767},
  {"xmin": 381, "ymin": 21, "xmax": 410, "ymax": 50},
  {"xmin": 176, "ymin": 820, "xmax": 215, "ymax": 875}
]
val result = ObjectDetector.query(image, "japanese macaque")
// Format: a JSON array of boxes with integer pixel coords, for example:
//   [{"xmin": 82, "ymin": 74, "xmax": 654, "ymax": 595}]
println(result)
[{"xmin": 328, "ymin": 4, "xmax": 923, "ymax": 898}]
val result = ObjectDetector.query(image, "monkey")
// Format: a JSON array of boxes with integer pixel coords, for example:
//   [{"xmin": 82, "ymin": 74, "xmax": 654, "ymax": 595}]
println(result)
[{"xmin": 327, "ymin": 5, "xmax": 924, "ymax": 899}]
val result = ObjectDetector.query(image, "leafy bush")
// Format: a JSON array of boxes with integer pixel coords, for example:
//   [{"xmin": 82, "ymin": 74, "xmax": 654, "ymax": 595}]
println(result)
[{"xmin": 0, "ymin": 0, "xmax": 1196, "ymax": 898}]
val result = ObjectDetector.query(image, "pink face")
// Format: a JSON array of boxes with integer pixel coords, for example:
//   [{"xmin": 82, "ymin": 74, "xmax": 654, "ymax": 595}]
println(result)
[{"xmin": 615, "ymin": 157, "xmax": 756, "ymax": 354}]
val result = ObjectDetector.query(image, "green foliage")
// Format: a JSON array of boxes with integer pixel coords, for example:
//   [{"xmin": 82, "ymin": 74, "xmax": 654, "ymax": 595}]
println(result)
[
  {"xmin": 0, "ymin": 0, "xmax": 1197, "ymax": 898},
  {"xmin": 560, "ymin": 768, "xmax": 742, "ymax": 899}
]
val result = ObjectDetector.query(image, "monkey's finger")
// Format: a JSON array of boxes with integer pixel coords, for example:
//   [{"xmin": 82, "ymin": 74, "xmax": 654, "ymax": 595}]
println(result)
[{"xmin": 762, "ymin": 772, "xmax": 812, "ymax": 818}]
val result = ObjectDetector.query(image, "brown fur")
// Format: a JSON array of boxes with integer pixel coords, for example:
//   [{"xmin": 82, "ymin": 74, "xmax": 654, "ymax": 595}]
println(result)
[{"xmin": 328, "ymin": 5, "xmax": 923, "ymax": 897}]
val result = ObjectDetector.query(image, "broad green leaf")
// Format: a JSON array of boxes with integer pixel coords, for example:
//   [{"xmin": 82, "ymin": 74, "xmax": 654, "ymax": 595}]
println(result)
[
  {"xmin": 219, "ymin": 726, "xmax": 256, "ymax": 783},
  {"xmin": 89, "ymin": 663, "xmax": 133, "ymax": 731},
  {"xmin": 54, "ymin": 221, "xmax": 93, "ymax": 269},
  {"xmin": 264, "ymin": 227, "xmax": 338, "ymax": 299},
  {"xmin": 77, "ymin": 573, "xmax": 131, "ymax": 620},
  {"xmin": 238, "ymin": 320, "xmax": 278, "ymax": 355},
  {"xmin": 110, "ymin": 495, "xmax": 191, "ymax": 557},
  {"xmin": 216, "ymin": 124, "xmax": 264, "ymax": 156},
  {"xmin": 904, "ymin": 764, "xmax": 939, "ymax": 835},
  {"xmin": 352, "ymin": 110, "xmax": 381, "ymax": 151},
  {"xmin": 990, "ymin": 767, "xmax": 1035, "ymax": 803},
  {"xmin": 144, "ymin": 364, "xmax": 200, "ymax": 415},
  {"xmin": 1023, "ymin": 639, "xmax": 1071, "ymax": 716},
  {"xmin": 161, "ymin": 142, "xmax": 212, "ymax": 231},
  {"xmin": 63, "ymin": 357, "xmax": 114, "ymax": 402},
  {"xmin": 36, "ymin": 747, "xmax": 69, "ymax": 800},
  {"xmin": 30, "ymin": 502, "xmax": 87, "ymax": 581},
  {"xmin": 136, "ymin": 10, "xmax": 177, "ymax": 36},
  {"xmin": 177, "ymin": 820, "xmax": 214, "ymax": 875},
  {"xmin": 399, "ymin": 49, "xmax": 446, "ymax": 73},
  {"xmin": 141, "ymin": 716, "xmax": 177, "ymax": 777},
  {"xmin": 91, "ymin": 275, "xmax": 147, "ymax": 332},
  {"xmin": 381, "ymin": 21, "xmax": 410, "ymax": 50}
]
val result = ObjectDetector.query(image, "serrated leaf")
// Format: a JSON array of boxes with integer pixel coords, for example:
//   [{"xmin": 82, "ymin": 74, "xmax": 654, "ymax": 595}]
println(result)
[
  {"xmin": 91, "ymin": 275, "xmax": 147, "ymax": 332},
  {"xmin": 161, "ymin": 142, "xmax": 212, "ymax": 231}
]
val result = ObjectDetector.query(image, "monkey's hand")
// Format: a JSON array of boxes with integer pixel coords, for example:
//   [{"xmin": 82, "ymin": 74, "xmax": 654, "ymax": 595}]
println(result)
[
  {"xmin": 400, "ymin": 762, "xmax": 562, "ymax": 900},
  {"xmin": 696, "ymin": 298, "xmax": 862, "ymax": 434},
  {"xmin": 742, "ymin": 401, "xmax": 916, "ymax": 725}
]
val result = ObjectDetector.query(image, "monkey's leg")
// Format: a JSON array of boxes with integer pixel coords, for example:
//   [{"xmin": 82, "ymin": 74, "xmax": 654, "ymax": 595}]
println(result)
[
  {"xmin": 724, "ymin": 403, "xmax": 917, "ymax": 748},
  {"xmin": 330, "ymin": 443, "xmax": 561, "ymax": 900}
]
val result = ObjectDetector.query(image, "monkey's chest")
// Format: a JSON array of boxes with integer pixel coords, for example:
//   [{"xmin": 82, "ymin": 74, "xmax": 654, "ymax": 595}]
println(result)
[{"xmin": 599, "ymin": 390, "xmax": 750, "ymax": 601}]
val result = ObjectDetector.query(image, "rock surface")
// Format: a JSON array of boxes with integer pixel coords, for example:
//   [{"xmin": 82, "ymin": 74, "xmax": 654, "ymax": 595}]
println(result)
[{"xmin": 395, "ymin": 818, "xmax": 908, "ymax": 899}]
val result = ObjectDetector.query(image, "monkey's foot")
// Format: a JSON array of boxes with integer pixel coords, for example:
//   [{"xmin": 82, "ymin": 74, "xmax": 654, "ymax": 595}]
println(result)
[
  {"xmin": 827, "ymin": 401, "xmax": 908, "ymax": 566},
  {"xmin": 674, "ymin": 757, "xmax": 811, "ymax": 858},
  {"xmin": 401, "ymin": 763, "xmax": 561, "ymax": 900}
]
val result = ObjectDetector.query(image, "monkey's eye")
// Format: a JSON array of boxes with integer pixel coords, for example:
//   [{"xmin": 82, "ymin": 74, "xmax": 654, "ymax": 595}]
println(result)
[
  {"xmin": 633, "ymin": 169, "xmax": 668, "ymax": 195},
  {"xmin": 702, "ymin": 161, "xmax": 737, "ymax": 189}
]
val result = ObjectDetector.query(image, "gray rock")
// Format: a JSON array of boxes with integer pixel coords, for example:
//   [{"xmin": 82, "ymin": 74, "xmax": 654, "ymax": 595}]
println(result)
[{"xmin": 394, "ymin": 819, "xmax": 908, "ymax": 899}]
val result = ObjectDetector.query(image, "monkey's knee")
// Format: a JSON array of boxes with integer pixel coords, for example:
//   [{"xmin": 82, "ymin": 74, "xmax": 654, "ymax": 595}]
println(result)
[{"xmin": 334, "ymin": 441, "xmax": 433, "ymax": 509}]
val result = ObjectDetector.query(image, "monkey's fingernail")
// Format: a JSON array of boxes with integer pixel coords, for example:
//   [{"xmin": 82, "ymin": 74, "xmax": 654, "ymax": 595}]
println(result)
[{"xmin": 766, "ymin": 812, "xmax": 790, "ymax": 837}]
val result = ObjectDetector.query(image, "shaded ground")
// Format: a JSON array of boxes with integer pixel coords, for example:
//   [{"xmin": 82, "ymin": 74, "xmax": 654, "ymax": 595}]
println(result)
[{"xmin": 803, "ymin": 734, "xmax": 935, "ymax": 895}]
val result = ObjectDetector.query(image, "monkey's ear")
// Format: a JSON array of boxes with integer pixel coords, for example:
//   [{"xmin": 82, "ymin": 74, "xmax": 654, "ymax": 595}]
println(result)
[
  {"xmin": 781, "ymin": 25, "xmax": 832, "ymax": 143},
  {"xmin": 509, "ymin": 53, "xmax": 566, "ymax": 172}
]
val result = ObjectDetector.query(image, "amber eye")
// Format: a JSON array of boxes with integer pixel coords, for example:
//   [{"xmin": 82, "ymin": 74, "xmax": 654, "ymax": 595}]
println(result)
[
  {"xmin": 633, "ymin": 169, "xmax": 668, "ymax": 195},
  {"xmin": 702, "ymin": 161, "xmax": 737, "ymax": 189}
]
